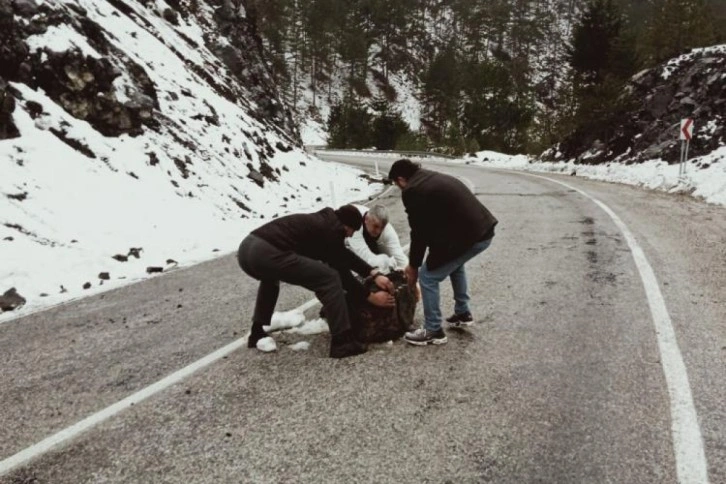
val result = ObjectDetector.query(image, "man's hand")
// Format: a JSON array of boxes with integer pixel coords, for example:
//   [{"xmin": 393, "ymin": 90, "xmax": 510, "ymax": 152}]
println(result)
[
  {"xmin": 368, "ymin": 290, "xmax": 395, "ymax": 308},
  {"xmin": 373, "ymin": 274, "xmax": 394, "ymax": 294},
  {"xmin": 404, "ymin": 265, "xmax": 418, "ymax": 289}
]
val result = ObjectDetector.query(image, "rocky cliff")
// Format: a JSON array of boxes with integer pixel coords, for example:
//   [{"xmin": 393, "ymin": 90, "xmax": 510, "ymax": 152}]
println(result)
[
  {"xmin": 545, "ymin": 45, "xmax": 726, "ymax": 165},
  {"xmin": 0, "ymin": 0, "xmax": 296, "ymax": 141}
]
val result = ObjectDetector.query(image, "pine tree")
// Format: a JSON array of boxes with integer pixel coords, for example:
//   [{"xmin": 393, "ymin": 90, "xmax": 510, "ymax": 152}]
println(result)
[
  {"xmin": 370, "ymin": 97, "xmax": 411, "ymax": 149},
  {"xmin": 459, "ymin": 58, "xmax": 534, "ymax": 154},
  {"xmin": 565, "ymin": 0, "xmax": 638, "ymax": 152},
  {"xmin": 643, "ymin": 0, "xmax": 717, "ymax": 64},
  {"xmin": 569, "ymin": 0, "xmax": 624, "ymax": 86},
  {"xmin": 421, "ymin": 47, "xmax": 461, "ymax": 145},
  {"xmin": 327, "ymin": 95, "xmax": 374, "ymax": 149}
]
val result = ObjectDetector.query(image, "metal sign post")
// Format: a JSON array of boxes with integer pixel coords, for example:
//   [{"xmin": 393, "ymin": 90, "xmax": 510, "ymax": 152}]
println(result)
[{"xmin": 679, "ymin": 118, "xmax": 694, "ymax": 178}]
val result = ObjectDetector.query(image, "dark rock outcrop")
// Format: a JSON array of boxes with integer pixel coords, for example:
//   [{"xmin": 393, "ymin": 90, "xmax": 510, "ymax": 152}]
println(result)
[
  {"xmin": 0, "ymin": 78, "xmax": 19, "ymax": 139},
  {"xmin": 0, "ymin": 0, "xmax": 299, "ymax": 142},
  {"xmin": 0, "ymin": 287, "xmax": 26, "ymax": 312},
  {"xmin": 0, "ymin": 0, "xmax": 158, "ymax": 137},
  {"xmin": 210, "ymin": 0, "xmax": 298, "ymax": 141},
  {"xmin": 545, "ymin": 46, "xmax": 726, "ymax": 165}
]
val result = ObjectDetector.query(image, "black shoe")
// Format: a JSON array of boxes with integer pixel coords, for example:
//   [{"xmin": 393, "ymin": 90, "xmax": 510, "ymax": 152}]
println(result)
[
  {"xmin": 247, "ymin": 326, "xmax": 267, "ymax": 348},
  {"xmin": 330, "ymin": 330, "xmax": 367, "ymax": 358},
  {"xmin": 445, "ymin": 312, "xmax": 473, "ymax": 328},
  {"xmin": 330, "ymin": 340, "xmax": 367, "ymax": 358}
]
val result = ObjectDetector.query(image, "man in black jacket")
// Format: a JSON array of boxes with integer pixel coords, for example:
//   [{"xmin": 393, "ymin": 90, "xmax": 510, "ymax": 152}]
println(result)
[
  {"xmin": 237, "ymin": 204, "xmax": 395, "ymax": 358},
  {"xmin": 388, "ymin": 159, "xmax": 498, "ymax": 346}
]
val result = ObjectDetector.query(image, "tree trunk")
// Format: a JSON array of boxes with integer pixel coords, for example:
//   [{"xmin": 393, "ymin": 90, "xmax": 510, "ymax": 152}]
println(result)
[{"xmin": 311, "ymin": 56, "xmax": 316, "ymax": 108}]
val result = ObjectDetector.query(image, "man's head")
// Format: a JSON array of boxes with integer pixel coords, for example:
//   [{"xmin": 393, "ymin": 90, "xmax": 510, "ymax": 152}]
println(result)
[
  {"xmin": 388, "ymin": 158, "xmax": 420, "ymax": 189},
  {"xmin": 363, "ymin": 205, "xmax": 389, "ymax": 238},
  {"xmin": 335, "ymin": 204, "xmax": 363, "ymax": 237}
]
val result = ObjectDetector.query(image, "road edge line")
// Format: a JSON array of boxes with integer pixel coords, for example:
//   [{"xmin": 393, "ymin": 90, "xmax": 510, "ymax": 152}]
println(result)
[
  {"xmin": 1, "ymin": 172, "xmax": 401, "ymax": 476},
  {"xmin": 0, "ymin": 336, "xmax": 245, "ymax": 477},
  {"xmin": 524, "ymin": 172, "xmax": 709, "ymax": 484}
]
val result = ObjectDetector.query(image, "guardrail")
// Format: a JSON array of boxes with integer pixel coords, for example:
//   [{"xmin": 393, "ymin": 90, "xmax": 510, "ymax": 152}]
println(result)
[{"xmin": 308, "ymin": 147, "xmax": 458, "ymax": 160}]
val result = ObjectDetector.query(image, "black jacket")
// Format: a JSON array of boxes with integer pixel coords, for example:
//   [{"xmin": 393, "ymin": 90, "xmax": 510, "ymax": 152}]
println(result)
[
  {"xmin": 403, "ymin": 169, "xmax": 498, "ymax": 270},
  {"xmin": 252, "ymin": 206, "xmax": 373, "ymax": 278}
]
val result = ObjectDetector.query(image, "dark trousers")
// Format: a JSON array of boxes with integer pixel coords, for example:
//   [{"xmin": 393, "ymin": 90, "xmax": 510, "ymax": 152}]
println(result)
[{"xmin": 237, "ymin": 234, "xmax": 357, "ymax": 337}]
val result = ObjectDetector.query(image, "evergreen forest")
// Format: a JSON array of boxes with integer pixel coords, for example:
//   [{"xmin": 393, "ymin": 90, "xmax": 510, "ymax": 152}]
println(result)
[{"xmin": 246, "ymin": 0, "xmax": 726, "ymax": 155}]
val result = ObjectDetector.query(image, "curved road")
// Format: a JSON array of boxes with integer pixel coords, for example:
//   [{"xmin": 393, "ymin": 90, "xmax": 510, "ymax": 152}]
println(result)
[{"xmin": 1, "ymin": 154, "xmax": 724, "ymax": 483}]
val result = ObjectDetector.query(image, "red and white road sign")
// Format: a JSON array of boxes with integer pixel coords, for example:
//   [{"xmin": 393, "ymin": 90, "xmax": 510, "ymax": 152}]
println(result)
[{"xmin": 680, "ymin": 118, "xmax": 694, "ymax": 141}]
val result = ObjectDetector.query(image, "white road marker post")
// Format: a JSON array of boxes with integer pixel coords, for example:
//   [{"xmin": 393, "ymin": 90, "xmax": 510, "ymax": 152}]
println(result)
[
  {"xmin": 679, "ymin": 118, "xmax": 694, "ymax": 178},
  {"xmin": 329, "ymin": 180, "xmax": 336, "ymax": 206},
  {"xmin": 375, "ymin": 160, "xmax": 380, "ymax": 177}
]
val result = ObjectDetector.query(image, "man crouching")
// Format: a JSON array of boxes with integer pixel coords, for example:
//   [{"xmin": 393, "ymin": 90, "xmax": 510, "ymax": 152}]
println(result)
[{"xmin": 237, "ymin": 204, "xmax": 395, "ymax": 358}]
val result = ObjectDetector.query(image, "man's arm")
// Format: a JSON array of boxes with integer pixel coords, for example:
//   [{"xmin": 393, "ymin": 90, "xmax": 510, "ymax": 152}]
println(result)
[
  {"xmin": 335, "ymin": 248, "xmax": 394, "ymax": 303},
  {"xmin": 403, "ymin": 191, "xmax": 427, "ymax": 268},
  {"xmin": 343, "ymin": 246, "xmax": 375, "ymax": 278},
  {"xmin": 377, "ymin": 224, "xmax": 408, "ymax": 269},
  {"xmin": 345, "ymin": 228, "xmax": 391, "ymax": 269}
]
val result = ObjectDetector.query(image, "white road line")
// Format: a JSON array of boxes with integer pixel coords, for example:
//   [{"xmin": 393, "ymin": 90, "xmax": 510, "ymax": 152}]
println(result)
[
  {"xmin": 525, "ymin": 172, "xmax": 709, "ymax": 484},
  {"xmin": 1, "ymin": 180, "xmax": 402, "ymax": 477},
  {"xmin": 0, "ymin": 291, "xmax": 332, "ymax": 477},
  {"xmin": 0, "ymin": 335, "xmax": 247, "ymax": 477}
]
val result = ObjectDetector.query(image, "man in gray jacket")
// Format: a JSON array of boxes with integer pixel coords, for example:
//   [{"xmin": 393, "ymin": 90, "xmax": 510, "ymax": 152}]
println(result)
[{"xmin": 388, "ymin": 159, "xmax": 498, "ymax": 346}]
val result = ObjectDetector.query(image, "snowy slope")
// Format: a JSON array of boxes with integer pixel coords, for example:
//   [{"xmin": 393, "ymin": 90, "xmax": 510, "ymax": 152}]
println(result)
[
  {"xmin": 468, "ymin": 149, "xmax": 726, "ymax": 207},
  {"xmin": 0, "ymin": 0, "xmax": 380, "ymax": 321}
]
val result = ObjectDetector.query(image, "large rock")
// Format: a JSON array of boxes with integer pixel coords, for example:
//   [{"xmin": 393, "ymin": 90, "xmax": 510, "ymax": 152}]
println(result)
[
  {"xmin": 12, "ymin": 0, "xmax": 38, "ymax": 17},
  {"xmin": 0, "ymin": 287, "xmax": 26, "ymax": 312}
]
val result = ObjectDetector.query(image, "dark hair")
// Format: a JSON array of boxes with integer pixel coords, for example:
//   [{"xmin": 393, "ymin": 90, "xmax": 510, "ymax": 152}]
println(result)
[
  {"xmin": 388, "ymin": 158, "xmax": 420, "ymax": 181},
  {"xmin": 334, "ymin": 204, "xmax": 363, "ymax": 231}
]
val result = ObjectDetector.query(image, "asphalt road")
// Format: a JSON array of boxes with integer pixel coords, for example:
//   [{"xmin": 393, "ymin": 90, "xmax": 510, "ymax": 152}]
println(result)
[{"xmin": 1, "ymin": 154, "xmax": 724, "ymax": 483}]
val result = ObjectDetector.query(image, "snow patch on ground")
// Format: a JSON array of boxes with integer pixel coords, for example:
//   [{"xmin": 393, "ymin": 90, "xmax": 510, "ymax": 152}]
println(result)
[
  {"xmin": 255, "ymin": 337, "xmax": 277, "ymax": 353},
  {"xmin": 288, "ymin": 341, "xmax": 310, "ymax": 351},
  {"xmin": 463, "ymin": 147, "xmax": 726, "ymax": 207},
  {"xmin": 284, "ymin": 318, "xmax": 329, "ymax": 336},
  {"xmin": 263, "ymin": 310, "xmax": 307, "ymax": 333}
]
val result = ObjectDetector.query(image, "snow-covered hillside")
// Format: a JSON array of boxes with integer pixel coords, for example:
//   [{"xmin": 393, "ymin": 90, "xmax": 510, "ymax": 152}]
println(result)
[
  {"xmin": 297, "ymin": 70, "xmax": 423, "ymax": 146},
  {"xmin": 0, "ymin": 0, "xmax": 380, "ymax": 320}
]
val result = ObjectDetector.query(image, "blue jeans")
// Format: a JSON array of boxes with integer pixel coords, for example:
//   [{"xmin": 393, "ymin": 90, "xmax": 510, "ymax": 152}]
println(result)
[{"xmin": 418, "ymin": 238, "xmax": 493, "ymax": 331}]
